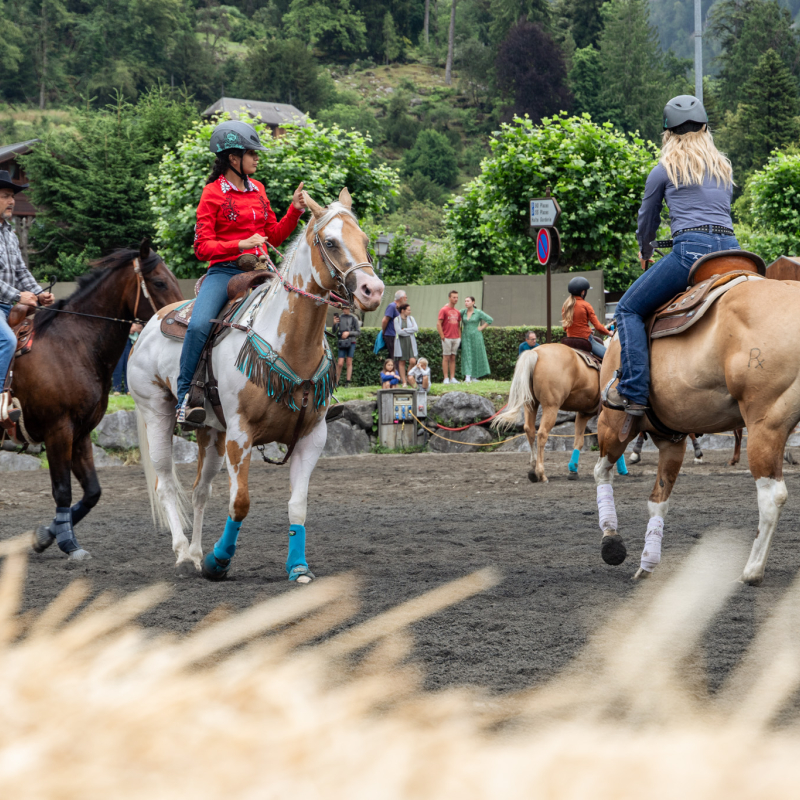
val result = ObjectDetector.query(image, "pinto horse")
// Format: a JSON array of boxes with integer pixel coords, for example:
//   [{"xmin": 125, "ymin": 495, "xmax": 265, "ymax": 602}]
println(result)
[
  {"xmin": 128, "ymin": 188, "xmax": 384, "ymax": 581},
  {"xmin": 12, "ymin": 243, "xmax": 182, "ymax": 560},
  {"xmin": 594, "ymin": 277, "xmax": 800, "ymax": 586}
]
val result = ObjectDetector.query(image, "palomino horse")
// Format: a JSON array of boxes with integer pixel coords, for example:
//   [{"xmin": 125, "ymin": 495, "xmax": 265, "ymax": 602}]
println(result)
[
  {"xmin": 594, "ymin": 277, "xmax": 800, "ymax": 586},
  {"xmin": 128, "ymin": 188, "xmax": 384, "ymax": 581},
  {"xmin": 11, "ymin": 243, "xmax": 182, "ymax": 560},
  {"xmin": 493, "ymin": 344, "xmax": 626, "ymax": 483}
]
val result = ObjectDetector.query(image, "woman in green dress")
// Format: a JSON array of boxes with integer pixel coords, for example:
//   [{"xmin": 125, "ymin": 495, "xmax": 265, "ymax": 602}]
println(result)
[{"xmin": 460, "ymin": 296, "xmax": 493, "ymax": 382}]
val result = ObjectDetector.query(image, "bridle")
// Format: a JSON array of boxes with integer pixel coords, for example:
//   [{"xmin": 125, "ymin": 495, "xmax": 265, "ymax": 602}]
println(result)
[{"xmin": 133, "ymin": 257, "xmax": 160, "ymax": 319}]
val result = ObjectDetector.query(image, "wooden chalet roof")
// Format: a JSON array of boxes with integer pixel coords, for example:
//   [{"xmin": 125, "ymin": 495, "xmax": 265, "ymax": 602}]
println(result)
[{"xmin": 201, "ymin": 97, "xmax": 307, "ymax": 128}]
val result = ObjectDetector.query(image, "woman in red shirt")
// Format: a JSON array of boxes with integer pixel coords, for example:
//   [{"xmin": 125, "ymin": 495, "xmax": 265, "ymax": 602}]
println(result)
[
  {"xmin": 177, "ymin": 120, "xmax": 306, "ymax": 425},
  {"xmin": 561, "ymin": 276, "xmax": 611, "ymax": 358}
]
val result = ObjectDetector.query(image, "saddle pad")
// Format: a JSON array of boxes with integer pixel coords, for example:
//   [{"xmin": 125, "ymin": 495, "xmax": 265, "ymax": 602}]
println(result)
[
  {"xmin": 651, "ymin": 273, "xmax": 763, "ymax": 339},
  {"xmin": 576, "ymin": 350, "xmax": 601, "ymax": 371}
]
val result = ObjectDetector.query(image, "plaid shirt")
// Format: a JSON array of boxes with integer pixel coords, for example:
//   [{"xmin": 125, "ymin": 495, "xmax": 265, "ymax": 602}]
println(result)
[{"xmin": 0, "ymin": 219, "xmax": 41, "ymax": 306}]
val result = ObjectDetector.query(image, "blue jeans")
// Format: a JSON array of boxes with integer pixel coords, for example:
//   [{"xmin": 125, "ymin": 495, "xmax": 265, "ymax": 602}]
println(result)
[
  {"xmin": 177, "ymin": 265, "xmax": 241, "ymax": 402},
  {"xmin": 112, "ymin": 337, "xmax": 133, "ymax": 392},
  {"xmin": 0, "ymin": 304, "xmax": 15, "ymax": 388},
  {"xmin": 590, "ymin": 337, "xmax": 606, "ymax": 358},
  {"xmin": 616, "ymin": 232, "xmax": 739, "ymax": 405}
]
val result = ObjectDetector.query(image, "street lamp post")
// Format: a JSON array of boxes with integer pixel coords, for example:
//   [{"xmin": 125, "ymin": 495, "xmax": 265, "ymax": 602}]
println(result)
[{"xmin": 375, "ymin": 234, "xmax": 391, "ymax": 276}]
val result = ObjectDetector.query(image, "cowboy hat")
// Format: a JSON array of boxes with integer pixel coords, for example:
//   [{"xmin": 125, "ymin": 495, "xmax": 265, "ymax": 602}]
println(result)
[{"xmin": 0, "ymin": 170, "xmax": 28, "ymax": 194}]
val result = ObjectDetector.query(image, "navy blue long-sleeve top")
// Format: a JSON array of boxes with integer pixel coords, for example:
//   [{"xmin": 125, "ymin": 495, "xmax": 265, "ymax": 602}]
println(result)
[{"xmin": 636, "ymin": 163, "xmax": 734, "ymax": 259}]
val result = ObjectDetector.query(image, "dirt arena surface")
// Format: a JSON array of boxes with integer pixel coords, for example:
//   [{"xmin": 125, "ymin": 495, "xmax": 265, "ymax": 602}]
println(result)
[{"xmin": 3, "ymin": 448, "xmax": 800, "ymax": 694}]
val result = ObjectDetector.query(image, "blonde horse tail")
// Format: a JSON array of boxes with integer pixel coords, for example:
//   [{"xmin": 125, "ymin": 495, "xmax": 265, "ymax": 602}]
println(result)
[
  {"xmin": 135, "ymin": 405, "xmax": 189, "ymax": 530},
  {"xmin": 493, "ymin": 349, "xmax": 539, "ymax": 432}
]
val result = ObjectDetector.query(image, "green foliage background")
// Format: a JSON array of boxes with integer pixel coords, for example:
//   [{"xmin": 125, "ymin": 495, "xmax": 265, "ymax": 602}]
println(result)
[
  {"xmin": 343, "ymin": 326, "xmax": 563, "ymax": 386},
  {"xmin": 148, "ymin": 117, "xmax": 400, "ymax": 278}
]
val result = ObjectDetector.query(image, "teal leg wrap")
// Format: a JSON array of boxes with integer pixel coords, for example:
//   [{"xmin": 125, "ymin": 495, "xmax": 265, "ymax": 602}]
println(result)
[
  {"xmin": 214, "ymin": 517, "xmax": 242, "ymax": 561},
  {"xmin": 287, "ymin": 524, "xmax": 311, "ymax": 581},
  {"xmin": 568, "ymin": 448, "xmax": 581, "ymax": 473},
  {"xmin": 616, "ymin": 455, "xmax": 629, "ymax": 475}
]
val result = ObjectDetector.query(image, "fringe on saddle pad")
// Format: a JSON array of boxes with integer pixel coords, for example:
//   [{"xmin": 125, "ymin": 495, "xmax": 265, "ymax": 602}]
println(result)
[{"xmin": 235, "ymin": 329, "xmax": 336, "ymax": 412}]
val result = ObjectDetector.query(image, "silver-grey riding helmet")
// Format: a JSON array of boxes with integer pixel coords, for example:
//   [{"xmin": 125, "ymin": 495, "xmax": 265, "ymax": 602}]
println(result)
[
  {"xmin": 663, "ymin": 95, "xmax": 708, "ymax": 134},
  {"xmin": 209, "ymin": 120, "xmax": 269, "ymax": 154},
  {"xmin": 568, "ymin": 276, "xmax": 591, "ymax": 296}
]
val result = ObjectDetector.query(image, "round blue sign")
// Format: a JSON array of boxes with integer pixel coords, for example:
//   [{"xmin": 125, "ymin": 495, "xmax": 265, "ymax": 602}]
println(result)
[{"xmin": 536, "ymin": 228, "xmax": 551, "ymax": 265}]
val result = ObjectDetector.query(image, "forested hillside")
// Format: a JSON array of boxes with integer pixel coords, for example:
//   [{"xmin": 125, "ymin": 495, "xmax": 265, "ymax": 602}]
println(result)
[{"xmin": 4, "ymin": 0, "xmax": 800, "ymax": 290}]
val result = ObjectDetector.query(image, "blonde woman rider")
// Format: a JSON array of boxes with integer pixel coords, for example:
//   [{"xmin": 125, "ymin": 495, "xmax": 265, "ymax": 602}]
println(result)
[{"xmin": 603, "ymin": 95, "xmax": 738, "ymax": 416}]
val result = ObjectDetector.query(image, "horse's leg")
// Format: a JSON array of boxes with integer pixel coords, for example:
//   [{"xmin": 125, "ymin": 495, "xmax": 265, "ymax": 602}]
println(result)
[
  {"xmin": 567, "ymin": 411, "xmax": 593, "ymax": 480},
  {"xmin": 730, "ymin": 428, "xmax": 743, "ymax": 466},
  {"xmin": 285, "ymin": 414, "xmax": 328, "ymax": 583},
  {"xmin": 531, "ymin": 405, "xmax": 558, "ymax": 484},
  {"xmin": 595, "ymin": 411, "xmax": 636, "ymax": 566},
  {"xmin": 66, "ymin": 433, "xmax": 102, "ymax": 526},
  {"xmin": 34, "ymin": 424, "xmax": 91, "ymax": 561},
  {"xmin": 202, "ymin": 424, "xmax": 253, "ymax": 581},
  {"xmin": 690, "ymin": 433, "xmax": 704, "ymax": 464},
  {"xmin": 740, "ymin": 420, "xmax": 790, "ymax": 586},
  {"xmin": 523, "ymin": 401, "xmax": 538, "ymax": 481},
  {"xmin": 633, "ymin": 436, "xmax": 687, "ymax": 580},
  {"xmin": 629, "ymin": 432, "xmax": 645, "ymax": 464},
  {"xmin": 189, "ymin": 426, "xmax": 226, "ymax": 570}
]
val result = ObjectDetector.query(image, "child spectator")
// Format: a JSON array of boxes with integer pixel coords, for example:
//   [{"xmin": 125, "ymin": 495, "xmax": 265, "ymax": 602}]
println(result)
[
  {"xmin": 381, "ymin": 358, "xmax": 401, "ymax": 388},
  {"xmin": 408, "ymin": 357, "xmax": 431, "ymax": 390}
]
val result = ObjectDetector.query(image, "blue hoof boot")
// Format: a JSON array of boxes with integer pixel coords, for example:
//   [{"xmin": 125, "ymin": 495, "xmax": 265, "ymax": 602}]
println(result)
[
  {"xmin": 288, "ymin": 565, "xmax": 315, "ymax": 584},
  {"xmin": 201, "ymin": 552, "xmax": 231, "ymax": 582}
]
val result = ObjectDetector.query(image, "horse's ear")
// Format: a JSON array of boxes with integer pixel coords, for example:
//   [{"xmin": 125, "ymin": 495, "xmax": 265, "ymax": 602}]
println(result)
[
  {"xmin": 338, "ymin": 187, "xmax": 352, "ymax": 209},
  {"xmin": 303, "ymin": 191, "xmax": 324, "ymax": 219},
  {"xmin": 139, "ymin": 238, "xmax": 150, "ymax": 260}
]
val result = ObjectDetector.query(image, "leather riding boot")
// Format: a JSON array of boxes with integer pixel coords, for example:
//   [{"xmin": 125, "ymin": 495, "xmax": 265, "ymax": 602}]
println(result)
[
  {"xmin": 603, "ymin": 386, "xmax": 648, "ymax": 417},
  {"xmin": 0, "ymin": 391, "xmax": 21, "ymax": 423}
]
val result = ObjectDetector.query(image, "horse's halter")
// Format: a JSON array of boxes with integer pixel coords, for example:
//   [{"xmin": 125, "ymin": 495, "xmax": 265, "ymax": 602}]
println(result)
[
  {"xmin": 132, "ymin": 257, "xmax": 161, "ymax": 319},
  {"xmin": 311, "ymin": 214, "xmax": 375, "ymax": 309}
]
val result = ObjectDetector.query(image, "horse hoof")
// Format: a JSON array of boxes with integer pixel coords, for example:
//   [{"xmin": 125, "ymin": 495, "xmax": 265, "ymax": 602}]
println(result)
[
  {"xmin": 633, "ymin": 567, "xmax": 651, "ymax": 580},
  {"xmin": 601, "ymin": 534, "xmax": 627, "ymax": 566},
  {"xmin": 289, "ymin": 566, "xmax": 315, "ymax": 584},
  {"xmin": 527, "ymin": 470, "xmax": 538, "ymax": 483},
  {"xmin": 175, "ymin": 560, "xmax": 197, "ymax": 579},
  {"xmin": 201, "ymin": 552, "xmax": 230, "ymax": 582},
  {"xmin": 693, "ymin": 456, "xmax": 704, "ymax": 464},
  {"xmin": 32, "ymin": 526, "xmax": 55, "ymax": 554},
  {"xmin": 67, "ymin": 549, "xmax": 92, "ymax": 562},
  {"xmin": 740, "ymin": 573, "xmax": 763, "ymax": 587},
  {"xmin": 629, "ymin": 453, "xmax": 640, "ymax": 464},
  {"xmin": 568, "ymin": 471, "xmax": 578, "ymax": 481}
]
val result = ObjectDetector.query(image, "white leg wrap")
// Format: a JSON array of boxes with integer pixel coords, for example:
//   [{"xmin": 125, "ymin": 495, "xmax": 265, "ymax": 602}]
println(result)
[
  {"xmin": 597, "ymin": 484, "xmax": 618, "ymax": 532},
  {"xmin": 640, "ymin": 515, "xmax": 664, "ymax": 572}
]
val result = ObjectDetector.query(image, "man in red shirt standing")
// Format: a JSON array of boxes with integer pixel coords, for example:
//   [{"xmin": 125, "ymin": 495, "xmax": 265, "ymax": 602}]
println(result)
[{"xmin": 437, "ymin": 289, "xmax": 462, "ymax": 385}]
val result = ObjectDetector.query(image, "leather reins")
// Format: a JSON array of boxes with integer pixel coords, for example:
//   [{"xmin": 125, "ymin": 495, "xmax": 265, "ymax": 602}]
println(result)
[{"xmin": 133, "ymin": 257, "xmax": 160, "ymax": 319}]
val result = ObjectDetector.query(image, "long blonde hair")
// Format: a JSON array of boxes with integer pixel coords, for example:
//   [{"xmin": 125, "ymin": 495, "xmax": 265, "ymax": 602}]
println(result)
[
  {"xmin": 660, "ymin": 128, "xmax": 733, "ymax": 188},
  {"xmin": 561, "ymin": 294, "xmax": 577, "ymax": 329}
]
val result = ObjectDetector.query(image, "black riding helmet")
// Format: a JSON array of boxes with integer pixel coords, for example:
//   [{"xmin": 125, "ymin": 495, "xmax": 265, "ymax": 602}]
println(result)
[
  {"xmin": 663, "ymin": 95, "xmax": 708, "ymax": 135},
  {"xmin": 568, "ymin": 276, "xmax": 591, "ymax": 296}
]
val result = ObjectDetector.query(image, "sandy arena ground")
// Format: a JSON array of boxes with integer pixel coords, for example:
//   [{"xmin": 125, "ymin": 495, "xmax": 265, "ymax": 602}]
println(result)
[{"xmin": 2, "ymin": 448, "xmax": 799, "ymax": 693}]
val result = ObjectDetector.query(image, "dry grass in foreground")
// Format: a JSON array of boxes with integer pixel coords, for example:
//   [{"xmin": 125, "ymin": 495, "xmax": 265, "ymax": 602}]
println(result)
[{"xmin": 0, "ymin": 532, "xmax": 798, "ymax": 798}]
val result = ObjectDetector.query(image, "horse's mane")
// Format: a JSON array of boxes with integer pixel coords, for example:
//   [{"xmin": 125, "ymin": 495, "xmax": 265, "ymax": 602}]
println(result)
[
  {"xmin": 311, "ymin": 202, "xmax": 357, "ymax": 234},
  {"xmin": 34, "ymin": 248, "xmax": 146, "ymax": 334}
]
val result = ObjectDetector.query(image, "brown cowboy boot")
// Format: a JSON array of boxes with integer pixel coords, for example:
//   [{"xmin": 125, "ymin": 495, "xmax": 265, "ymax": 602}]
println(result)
[{"xmin": 0, "ymin": 391, "xmax": 21, "ymax": 423}]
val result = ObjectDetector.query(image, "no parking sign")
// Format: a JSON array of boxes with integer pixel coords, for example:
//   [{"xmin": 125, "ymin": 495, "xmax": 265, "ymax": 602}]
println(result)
[{"xmin": 535, "ymin": 226, "xmax": 560, "ymax": 267}]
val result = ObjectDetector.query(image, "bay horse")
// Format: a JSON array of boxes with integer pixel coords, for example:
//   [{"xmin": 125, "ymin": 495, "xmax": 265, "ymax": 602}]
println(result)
[
  {"xmin": 594, "ymin": 277, "xmax": 800, "ymax": 585},
  {"xmin": 128, "ymin": 188, "xmax": 384, "ymax": 582},
  {"xmin": 493, "ymin": 344, "xmax": 627, "ymax": 483},
  {"xmin": 12, "ymin": 242, "xmax": 182, "ymax": 560}
]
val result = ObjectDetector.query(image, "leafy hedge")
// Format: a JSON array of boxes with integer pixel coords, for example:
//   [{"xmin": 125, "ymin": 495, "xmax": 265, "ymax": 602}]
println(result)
[{"xmin": 342, "ymin": 326, "xmax": 564, "ymax": 385}]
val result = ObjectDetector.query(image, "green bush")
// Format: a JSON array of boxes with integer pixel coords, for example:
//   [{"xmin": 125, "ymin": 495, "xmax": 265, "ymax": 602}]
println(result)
[
  {"xmin": 445, "ymin": 113, "xmax": 658, "ymax": 290},
  {"xmin": 401, "ymin": 129, "xmax": 459, "ymax": 187},
  {"xmin": 742, "ymin": 150, "xmax": 800, "ymax": 237},
  {"xmin": 342, "ymin": 326, "xmax": 564, "ymax": 386},
  {"xmin": 148, "ymin": 116, "xmax": 400, "ymax": 278}
]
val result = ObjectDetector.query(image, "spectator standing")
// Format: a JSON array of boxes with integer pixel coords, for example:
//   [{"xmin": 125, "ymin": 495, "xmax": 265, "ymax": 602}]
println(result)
[
  {"xmin": 437, "ymin": 289, "xmax": 462, "ymax": 384},
  {"xmin": 381, "ymin": 289, "xmax": 406, "ymax": 360},
  {"xmin": 518, "ymin": 331, "xmax": 539, "ymax": 355},
  {"xmin": 112, "ymin": 322, "xmax": 143, "ymax": 394},
  {"xmin": 392, "ymin": 302, "xmax": 419, "ymax": 386},
  {"xmin": 408, "ymin": 357, "xmax": 431, "ymax": 390},
  {"xmin": 335, "ymin": 308, "xmax": 360, "ymax": 387},
  {"xmin": 459, "ymin": 296, "xmax": 493, "ymax": 383},
  {"xmin": 331, "ymin": 313, "xmax": 340, "ymax": 338}
]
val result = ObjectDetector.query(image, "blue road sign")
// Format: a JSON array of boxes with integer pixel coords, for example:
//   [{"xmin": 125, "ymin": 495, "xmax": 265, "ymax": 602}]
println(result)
[{"xmin": 536, "ymin": 228, "xmax": 551, "ymax": 265}]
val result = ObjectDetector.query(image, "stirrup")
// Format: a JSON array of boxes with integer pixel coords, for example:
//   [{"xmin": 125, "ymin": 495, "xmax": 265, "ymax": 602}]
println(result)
[
  {"xmin": 601, "ymin": 372, "xmax": 648, "ymax": 417},
  {"xmin": 0, "ymin": 391, "xmax": 21, "ymax": 424},
  {"xmin": 177, "ymin": 394, "xmax": 205, "ymax": 426}
]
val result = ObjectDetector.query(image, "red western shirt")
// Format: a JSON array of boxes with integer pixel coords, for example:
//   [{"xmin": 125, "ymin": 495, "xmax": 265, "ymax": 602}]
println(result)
[{"xmin": 194, "ymin": 175, "xmax": 304, "ymax": 267}]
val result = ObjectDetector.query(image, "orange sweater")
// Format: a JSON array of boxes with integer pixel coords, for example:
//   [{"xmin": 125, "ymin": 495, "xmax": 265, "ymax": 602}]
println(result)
[{"xmin": 565, "ymin": 297, "xmax": 612, "ymax": 339}]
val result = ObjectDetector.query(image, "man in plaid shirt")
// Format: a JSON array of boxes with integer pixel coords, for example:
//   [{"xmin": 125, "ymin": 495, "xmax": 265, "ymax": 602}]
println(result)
[{"xmin": 0, "ymin": 170, "xmax": 54, "ymax": 422}]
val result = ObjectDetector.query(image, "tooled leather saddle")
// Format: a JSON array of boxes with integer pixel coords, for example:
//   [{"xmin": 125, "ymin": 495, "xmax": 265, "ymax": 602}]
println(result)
[{"xmin": 649, "ymin": 250, "xmax": 767, "ymax": 340}]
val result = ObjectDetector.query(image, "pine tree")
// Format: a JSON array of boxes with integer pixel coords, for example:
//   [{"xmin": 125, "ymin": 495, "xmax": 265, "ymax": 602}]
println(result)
[
  {"xmin": 564, "ymin": 0, "xmax": 605, "ymax": 49},
  {"xmin": 383, "ymin": 12, "xmax": 401, "ymax": 64},
  {"xmin": 569, "ymin": 46, "xmax": 602, "ymax": 119},
  {"xmin": 725, "ymin": 48, "xmax": 800, "ymax": 175}
]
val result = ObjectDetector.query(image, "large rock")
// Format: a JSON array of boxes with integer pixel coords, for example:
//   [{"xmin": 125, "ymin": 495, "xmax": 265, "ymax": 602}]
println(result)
[
  {"xmin": 2, "ymin": 440, "xmax": 42, "ymax": 454},
  {"xmin": 495, "ymin": 434, "xmax": 531, "ymax": 453},
  {"xmin": 91, "ymin": 444, "xmax": 124, "ymax": 467},
  {"xmin": 321, "ymin": 419, "xmax": 371, "ymax": 457},
  {"xmin": 430, "ymin": 392, "xmax": 496, "ymax": 427},
  {"xmin": 172, "ymin": 436, "xmax": 199, "ymax": 464},
  {"xmin": 96, "ymin": 410, "xmax": 139, "ymax": 449},
  {"xmin": 340, "ymin": 400, "xmax": 376, "ymax": 431},
  {"xmin": 428, "ymin": 424, "xmax": 494, "ymax": 454},
  {"xmin": 0, "ymin": 451, "xmax": 41, "ymax": 471}
]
